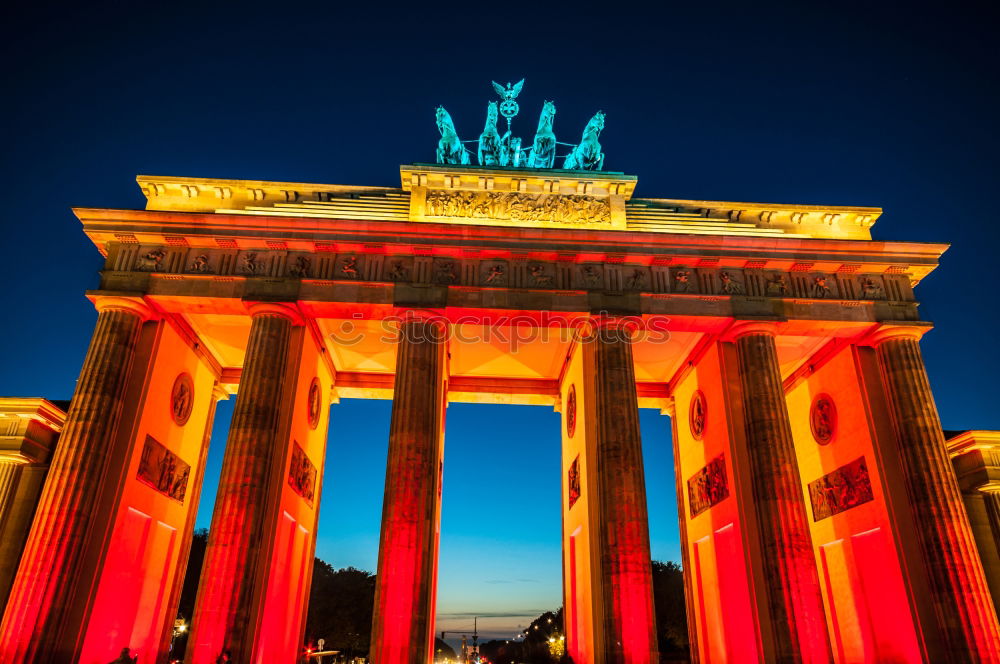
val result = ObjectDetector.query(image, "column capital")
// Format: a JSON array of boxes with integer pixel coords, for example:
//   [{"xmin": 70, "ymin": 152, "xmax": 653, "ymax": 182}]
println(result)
[
  {"xmin": 389, "ymin": 310, "xmax": 450, "ymax": 341},
  {"xmin": 211, "ymin": 383, "xmax": 231, "ymax": 402},
  {"xmin": 860, "ymin": 323, "xmax": 932, "ymax": 347},
  {"xmin": 576, "ymin": 314, "xmax": 642, "ymax": 342},
  {"xmin": 390, "ymin": 308, "xmax": 448, "ymax": 324},
  {"xmin": 661, "ymin": 396, "xmax": 677, "ymax": 417},
  {"xmin": 245, "ymin": 301, "xmax": 304, "ymax": 325},
  {"xmin": 90, "ymin": 295, "xmax": 156, "ymax": 321},
  {"xmin": 723, "ymin": 319, "xmax": 780, "ymax": 342}
]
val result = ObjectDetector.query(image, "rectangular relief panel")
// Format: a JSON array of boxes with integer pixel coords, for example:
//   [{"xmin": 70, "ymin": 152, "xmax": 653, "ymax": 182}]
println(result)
[
  {"xmin": 136, "ymin": 434, "xmax": 191, "ymax": 503},
  {"xmin": 287, "ymin": 441, "xmax": 317, "ymax": 505},
  {"xmin": 687, "ymin": 454, "xmax": 730, "ymax": 518},
  {"xmin": 568, "ymin": 455, "xmax": 581, "ymax": 509},
  {"xmin": 808, "ymin": 456, "xmax": 874, "ymax": 521}
]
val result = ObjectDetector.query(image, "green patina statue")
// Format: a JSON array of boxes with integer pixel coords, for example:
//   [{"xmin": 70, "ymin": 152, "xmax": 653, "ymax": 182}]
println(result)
[
  {"xmin": 563, "ymin": 111, "xmax": 605, "ymax": 171},
  {"xmin": 436, "ymin": 106, "xmax": 470, "ymax": 165},
  {"xmin": 478, "ymin": 102, "xmax": 503, "ymax": 166},
  {"xmin": 436, "ymin": 80, "xmax": 606, "ymax": 170},
  {"xmin": 527, "ymin": 100, "xmax": 557, "ymax": 169}
]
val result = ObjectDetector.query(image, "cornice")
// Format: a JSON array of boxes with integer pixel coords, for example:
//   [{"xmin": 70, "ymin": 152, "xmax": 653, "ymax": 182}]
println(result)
[
  {"xmin": 73, "ymin": 207, "xmax": 948, "ymax": 282},
  {"xmin": 0, "ymin": 397, "xmax": 67, "ymax": 435}
]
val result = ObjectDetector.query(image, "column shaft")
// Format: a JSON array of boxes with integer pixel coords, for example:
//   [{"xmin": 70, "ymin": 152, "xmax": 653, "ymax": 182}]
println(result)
[
  {"xmin": 0, "ymin": 461, "xmax": 27, "ymax": 611},
  {"xmin": 187, "ymin": 313, "xmax": 293, "ymax": 663},
  {"xmin": 877, "ymin": 336, "xmax": 1000, "ymax": 659},
  {"xmin": 370, "ymin": 320, "xmax": 446, "ymax": 664},
  {"xmin": 734, "ymin": 331, "xmax": 831, "ymax": 663},
  {"xmin": 0, "ymin": 306, "xmax": 144, "ymax": 663},
  {"xmin": 593, "ymin": 327, "xmax": 659, "ymax": 664},
  {"xmin": 982, "ymin": 492, "xmax": 1000, "ymax": 606},
  {"xmin": 0, "ymin": 462, "xmax": 20, "ymax": 522}
]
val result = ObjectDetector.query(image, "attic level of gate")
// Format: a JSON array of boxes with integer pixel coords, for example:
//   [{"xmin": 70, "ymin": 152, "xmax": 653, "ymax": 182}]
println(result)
[{"xmin": 132, "ymin": 164, "xmax": 882, "ymax": 240}]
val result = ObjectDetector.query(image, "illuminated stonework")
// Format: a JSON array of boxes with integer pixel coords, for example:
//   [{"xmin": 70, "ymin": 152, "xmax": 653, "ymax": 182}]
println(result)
[{"xmin": 1, "ymin": 163, "xmax": 998, "ymax": 664}]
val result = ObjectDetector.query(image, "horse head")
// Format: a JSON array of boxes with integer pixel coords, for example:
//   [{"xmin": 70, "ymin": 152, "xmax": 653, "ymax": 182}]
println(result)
[
  {"xmin": 537, "ymin": 101, "xmax": 556, "ymax": 131},
  {"xmin": 586, "ymin": 111, "xmax": 606, "ymax": 136},
  {"xmin": 436, "ymin": 106, "xmax": 457, "ymax": 137},
  {"xmin": 484, "ymin": 101, "xmax": 498, "ymax": 130}
]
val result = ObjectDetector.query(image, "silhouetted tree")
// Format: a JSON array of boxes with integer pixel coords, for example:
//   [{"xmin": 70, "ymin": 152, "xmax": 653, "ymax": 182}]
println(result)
[
  {"xmin": 652, "ymin": 560, "xmax": 689, "ymax": 658},
  {"xmin": 433, "ymin": 637, "xmax": 456, "ymax": 660},
  {"xmin": 304, "ymin": 563, "xmax": 376, "ymax": 657},
  {"xmin": 175, "ymin": 531, "xmax": 378, "ymax": 659},
  {"xmin": 171, "ymin": 528, "xmax": 208, "ymax": 656}
]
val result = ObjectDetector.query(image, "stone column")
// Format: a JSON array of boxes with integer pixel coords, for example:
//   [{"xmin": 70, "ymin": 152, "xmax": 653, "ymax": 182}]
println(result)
[
  {"xmin": 731, "ymin": 323, "xmax": 831, "ymax": 663},
  {"xmin": 0, "ymin": 297, "xmax": 150, "ymax": 663},
  {"xmin": 0, "ymin": 460, "xmax": 27, "ymax": 610},
  {"xmin": 370, "ymin": 318, "xmax": 447, "ymax": 664},
  {"xmin": 0, "ymin": 462, "xmax": 20, "ymax": 518},
  {"xmin": 187, "ymin": 304, "xmax": 298, "ymax": 664},
  {"xmin": 591, "ymin": 320, "xmax": 659, "ymax": 664},
  {"xmin": 874, "ymin": 328, "xmax": 1000, "ymax": 659}
]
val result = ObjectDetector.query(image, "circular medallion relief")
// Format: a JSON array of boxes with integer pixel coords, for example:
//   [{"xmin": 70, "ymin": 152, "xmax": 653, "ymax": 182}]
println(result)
[
  {"xmin": 566, "ymin": 385, "xmax": 577, "ymax": 438},
  {"xmin": 170, "ymin": 373, "xmax": 194, "ymax": 426},
  {"xmin": 689, "ymin": 390, "xmax": 707, "ymax": 440},
  {"xmin": 810, "ymin": 394, "xmax": 837, "ymax": 445},
  {"xmin": 307, "ymin": 377, "xmax": 322, "ymax": 429}
]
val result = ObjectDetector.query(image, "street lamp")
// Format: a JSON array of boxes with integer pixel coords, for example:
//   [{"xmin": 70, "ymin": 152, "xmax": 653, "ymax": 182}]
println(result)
[{"xmin": 169, "ymin": 617, "xmax": 188, "ymax": 655}]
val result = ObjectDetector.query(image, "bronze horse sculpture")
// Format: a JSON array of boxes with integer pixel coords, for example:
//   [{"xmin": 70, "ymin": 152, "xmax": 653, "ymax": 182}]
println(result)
[
  {"xmin": 527, "ymin": 101, "xmax": 557, "ymax": 168},
  {"xmin": 436, "ymin": 106, "xmax": 470, "ymax": 165},
  {"xmin": 564, "ymin": 111, "xmax": 606, "ymax": 171},
  {"xmin": 478, "ymin": 102, "xmax": 502, "ymax": 166}
]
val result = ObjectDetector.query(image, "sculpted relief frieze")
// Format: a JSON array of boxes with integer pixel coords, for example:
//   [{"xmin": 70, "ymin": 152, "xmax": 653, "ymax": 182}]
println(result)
[
  {"xmin": 424, "ymin": 190, "xmax": 611, "ymax": 224},
  {"xmin": 106, "ymin": 243, "xmax": 911, "ymax": 304}
]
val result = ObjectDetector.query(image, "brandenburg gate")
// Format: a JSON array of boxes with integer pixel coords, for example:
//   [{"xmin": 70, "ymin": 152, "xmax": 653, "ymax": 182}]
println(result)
[{"xmin": 1, "ymin": 90, "xmax": 999, "ymax": 664}]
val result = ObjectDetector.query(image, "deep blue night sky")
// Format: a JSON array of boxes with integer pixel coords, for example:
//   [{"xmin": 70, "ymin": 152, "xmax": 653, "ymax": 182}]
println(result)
[{"xmin": 2, "ymin": 0, "xmax": 996, "ymax": 642}]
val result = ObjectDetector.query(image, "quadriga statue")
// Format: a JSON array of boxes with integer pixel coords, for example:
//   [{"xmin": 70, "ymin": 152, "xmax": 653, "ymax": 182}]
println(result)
[
  {"xmin": 436, "ymin": 106, "xmax": 470, "ymax": 165},
  {"xmin": 527, "ymin": 101, "xmax": 557, "ymax": 168},
  {"xmin": 564, "ymin": 111, "xmax": 606, "ymax": 171},
  {"xmin": 478, "ymin": 102, "xmax": 502, "ymax": 166}
]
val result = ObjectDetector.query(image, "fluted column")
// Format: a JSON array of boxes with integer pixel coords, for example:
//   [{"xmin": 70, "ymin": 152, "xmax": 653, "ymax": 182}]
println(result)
[
  {"xmin": 187, "ymin": 305, "xmax": 298, "ymax": 664},
  {"xmin": 0, "ymin": 297, "xmax": 149, "ymax": 663},
  {"xmin": 0, "ymin": 460, "xmax": 27, "ymax": 611},
  {"xmin": 983, "ymin": 492, "xmax": 1000, "ymax": 603},
  {"xmin": 874, "ymin": 327, "xmax": 1000, "ymax": 660},
  {"xmin": 370, "ymin": 318, "xmax": 447, "ymax": 664},
  {"xmin": 732, "ymin": 323, "xmax": 831, "ymax": 663},
  {"xmin": 592, "ymin": 320, "xmax": 659, "ymax": 664},
  {"xmin": 0, "ymin": 462, "xmax": 20, "ymax": 522}
]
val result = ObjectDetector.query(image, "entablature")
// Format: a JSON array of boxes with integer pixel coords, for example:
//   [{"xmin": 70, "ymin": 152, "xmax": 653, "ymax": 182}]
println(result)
[
  {"xmin": 133, "ymin": 168, "xmax": 882, "ymax": 241},
  {"xmin": 76, "ymin": 207, "xmax": 944, "ymax": 286}
]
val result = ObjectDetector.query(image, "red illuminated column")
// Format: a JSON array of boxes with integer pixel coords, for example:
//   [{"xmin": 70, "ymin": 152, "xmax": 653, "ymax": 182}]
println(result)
[
  {"xmin": 186, "ymin": 304, "xmax": 298, "ymax": 664},
  {"xmin": 591, "ymin": 320, "xmax": 659, "ymax": 664},
  {"xmin": 731, "ymin": 323, "xmax": 831, "ymax": 663},
  {"xmin": 370, "ymin": 318, "xmax": 447, "ymax": 664},
  {"xmin": 872, "ymin": 327, "xmax": 1000, "ymax": 659},
  {"xmin": 0, "ymin": 296, "xmax": 151, "ymax": 663}
]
